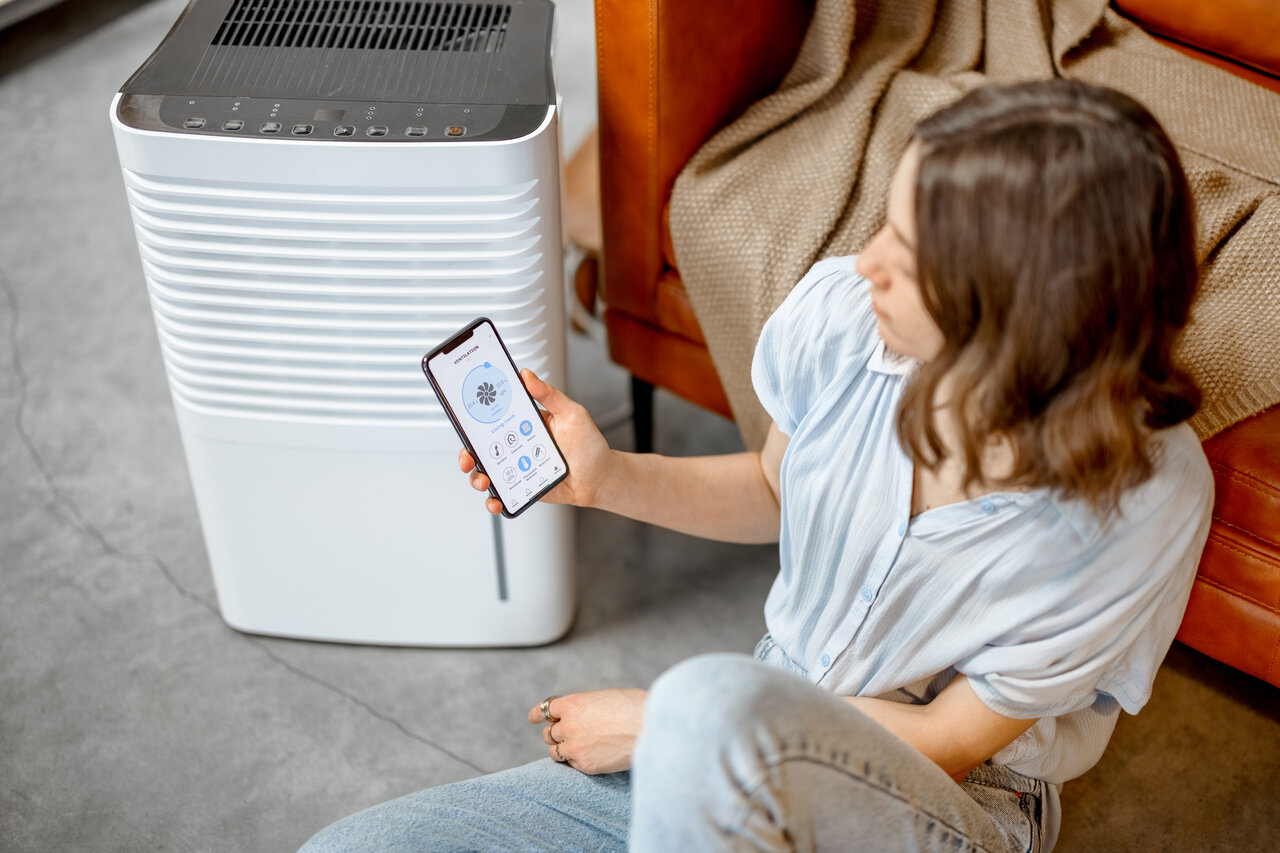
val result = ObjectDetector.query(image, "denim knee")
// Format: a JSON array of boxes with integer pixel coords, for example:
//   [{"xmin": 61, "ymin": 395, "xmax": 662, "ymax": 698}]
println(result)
[
  {"xmin": 298, "ymin": 797, "xmax": 467, "ymax": 853},
  {"xmin": 640, "ymin": 654, "xmax": 795, "ymax": 762},
  {"xmin": 630, "ymin": 654, "xmax": 830, "ymax": 848}
]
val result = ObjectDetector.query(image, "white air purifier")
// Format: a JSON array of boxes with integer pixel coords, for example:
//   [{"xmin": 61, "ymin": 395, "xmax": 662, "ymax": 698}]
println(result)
[{"xmin": 110, "ymin": 0, "xmax": 574, "ymax": 645}]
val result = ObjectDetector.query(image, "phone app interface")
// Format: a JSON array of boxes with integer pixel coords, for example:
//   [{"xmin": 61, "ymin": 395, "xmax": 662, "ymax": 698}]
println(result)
[{"xmin": 431, "ymin": 322, "xmax": 564, "ymax": 514}]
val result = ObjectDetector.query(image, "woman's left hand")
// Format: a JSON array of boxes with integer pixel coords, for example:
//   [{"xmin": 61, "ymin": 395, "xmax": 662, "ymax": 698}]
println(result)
[{"xmin": 528, "ymin": 689, "xmax": 647, "ymax": 775}]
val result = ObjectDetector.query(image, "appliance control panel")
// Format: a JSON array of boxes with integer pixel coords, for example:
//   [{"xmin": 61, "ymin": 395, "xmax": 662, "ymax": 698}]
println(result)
[{"xmin": 117, "ymin": 94, "xmax": 547, "ymax": 142}]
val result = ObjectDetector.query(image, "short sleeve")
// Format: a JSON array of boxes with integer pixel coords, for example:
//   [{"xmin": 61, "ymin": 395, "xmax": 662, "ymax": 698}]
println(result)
[
  {"xmin": 751, "ymin": 256, "xmax": 878, "ymax": 435},
  {"xmin": 959, "ymin": 426, "xmax": 1214, "ymax": 719}
]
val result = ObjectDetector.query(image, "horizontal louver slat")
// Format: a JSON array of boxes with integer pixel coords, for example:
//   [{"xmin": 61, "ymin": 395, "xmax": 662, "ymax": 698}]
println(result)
[
  {"xmin": 154, "ymin": 323, "xmax": 547, "ymax": 364},
  {"xmin": 124, "ymin": 171, "xmax": 538, "ymax": 205},
  {"xmin": 129, "ymin": 206, "xmax": 541, "ymax": 244}
]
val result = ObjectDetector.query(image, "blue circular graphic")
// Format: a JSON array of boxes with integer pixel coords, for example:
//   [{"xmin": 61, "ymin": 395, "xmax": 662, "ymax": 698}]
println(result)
[
  {"xmin": 461, "ymin": 362, "xmax": 511, "ymax": 423},
  {"xmin": 519, "ymin": 419, "xmax": 534, "ymax": 436},
  {"xmin": 518, "ymin": 456, "xmax": 532, "ymax": 472}
]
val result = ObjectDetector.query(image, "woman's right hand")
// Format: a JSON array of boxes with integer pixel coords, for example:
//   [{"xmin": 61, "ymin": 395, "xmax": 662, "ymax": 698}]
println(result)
[{"xmin": 458, "ymin": 368, "xmax": 614, "ymax": 514}]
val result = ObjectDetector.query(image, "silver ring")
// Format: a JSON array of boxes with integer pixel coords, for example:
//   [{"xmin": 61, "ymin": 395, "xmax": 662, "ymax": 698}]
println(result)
[
  {"xmin": 539, "ymin": 696, "xmax": 560, "ymax": 723},
  {"xmin": 554, "ymin": 742, "xmax": 567, "ymax": 763}
]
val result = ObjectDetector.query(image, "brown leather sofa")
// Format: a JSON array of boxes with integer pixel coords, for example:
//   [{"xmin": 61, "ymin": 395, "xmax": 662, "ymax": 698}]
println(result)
[{"xmin": 578, "ymin": 0, "xmax": 1280, "ymax": 688}]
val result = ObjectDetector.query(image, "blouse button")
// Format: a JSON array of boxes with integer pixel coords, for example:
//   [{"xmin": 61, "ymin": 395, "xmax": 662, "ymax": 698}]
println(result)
[
  {"xmin": 820, "ymin": 653, "xmax": 831, "ymax": 667},
  {"xmin": 897, "ymin": 521, "xmax": 906, "ymax": 536},
  {"xmin": 861, "ymin": 586, "xmax": 873, "ymax": 602},
  {"xmin": 981, "ymin": 500, "xmax": 995, "ymax": 514}
]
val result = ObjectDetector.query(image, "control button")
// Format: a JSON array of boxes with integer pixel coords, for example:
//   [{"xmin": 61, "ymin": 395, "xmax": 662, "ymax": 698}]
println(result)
[
  {"xmin": 519, "ymin": 420, "xmax": 534, "ymax": 436},
  {"xmin": 518, "ymin": 456, "xmax": 532, "ymax": 472},
  {"xmin": 221, "ymin": 119, "xmax": 244, "ymax": 131},
  {"xmin": 334, "ymin": 125, "xmax": 356, "ymax": 137},
  {"xmin": 489, "ymin": 442, "xmax": 503, "ymax": 460},
  {"xmin": 366, "ymin": 125, "xmax": 389, "ymax": 137},
  {"xmin": 533, "ymin": 445, "xmax": 546, "ymax": 461},
  {"xmin": 445, "ymin": 125, "xmax": 465, "ymax": 137},
  {"xmin": 502, "ymin": 467, "xmax": 518, "ymax": 485},
  {"xmin": 291, "ymin": 123, "xmax": 314, "ymax": 135},
  {"xmin": 183, "ymin": 117, "xmax": 206, "ymax": 129},
  {"xmin": 260, "ymin": 121, "xmax": 282, "ymax": 133},
  {"xmin": 406, "ymin": 126, "xmax": 427, "ymax": 137}
]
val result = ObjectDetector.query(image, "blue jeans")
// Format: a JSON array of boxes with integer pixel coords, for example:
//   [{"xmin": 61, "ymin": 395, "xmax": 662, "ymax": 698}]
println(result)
[{"xmin": 301, "ymin": 647, "xmax": 1054, "ymax": 852}]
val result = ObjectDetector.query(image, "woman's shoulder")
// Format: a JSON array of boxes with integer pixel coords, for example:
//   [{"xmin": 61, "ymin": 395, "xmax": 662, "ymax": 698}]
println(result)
[
  {"xmin": 1047, "ymin": 422, "xmax": 1213, "ymax": 550},
  {"xmin": 1115, "ymin": 422, "xmax": 1211, "ymax": 526},
  {"xmin": 762, "ymin": 255, "xmax": 878, "ymax": 357},
  {"xmin": 753, "ymin": 255, "xmax": 882, "ymax": 434},
  {"xmin": 774, "ymin": 255, "xmax": 870, "ymax": 319}
]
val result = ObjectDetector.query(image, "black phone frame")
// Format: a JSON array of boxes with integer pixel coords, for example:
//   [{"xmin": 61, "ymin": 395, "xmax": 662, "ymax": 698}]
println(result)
[{"xmin": 422, "ymin": 316, "xmax": 569, "ymax": 519}]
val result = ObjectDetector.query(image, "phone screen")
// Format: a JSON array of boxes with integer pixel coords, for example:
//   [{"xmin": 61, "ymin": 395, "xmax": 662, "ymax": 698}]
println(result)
[{"xmin": 423, "ymin": 318, "xmax": 568, "ymax": 517}]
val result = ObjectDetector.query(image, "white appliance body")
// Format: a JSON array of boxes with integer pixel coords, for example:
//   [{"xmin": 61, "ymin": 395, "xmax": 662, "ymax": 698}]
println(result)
[{"xmin": 110, "ymin": 0, "xmax": 573, "ymax": 645}]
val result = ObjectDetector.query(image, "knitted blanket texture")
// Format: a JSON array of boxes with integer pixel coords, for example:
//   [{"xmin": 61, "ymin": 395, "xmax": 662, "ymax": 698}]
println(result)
[{"xmin": 668, "ymin": 0, "xmax": 1280, "ymax": 450}]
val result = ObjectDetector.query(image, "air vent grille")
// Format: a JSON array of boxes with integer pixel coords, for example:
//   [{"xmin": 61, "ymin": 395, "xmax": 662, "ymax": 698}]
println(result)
[
  {"xmin": 122, "ymin": 169, "xmax": 553, "ymax": 426},
  {"xmin": 212, "ymin": 0, "xmax": 512, "ymax": 52}
]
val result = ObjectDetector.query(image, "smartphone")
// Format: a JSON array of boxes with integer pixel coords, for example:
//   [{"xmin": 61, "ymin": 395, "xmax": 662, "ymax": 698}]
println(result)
[{"xmin": 422, "ymin": 318, "xmax": 569, "ymax": 518}]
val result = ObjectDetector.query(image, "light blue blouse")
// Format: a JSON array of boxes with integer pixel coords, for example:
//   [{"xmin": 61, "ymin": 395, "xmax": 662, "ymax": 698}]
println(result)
[{"xmin": 751, "ymin": 256, "xmax": 1214, "ymax": 785}]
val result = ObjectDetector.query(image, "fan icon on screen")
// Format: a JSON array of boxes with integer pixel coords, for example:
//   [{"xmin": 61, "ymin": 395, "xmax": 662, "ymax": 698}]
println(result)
[{"xmin": 462, "ymin": 363, "xmax": 511, "ymax": 423}]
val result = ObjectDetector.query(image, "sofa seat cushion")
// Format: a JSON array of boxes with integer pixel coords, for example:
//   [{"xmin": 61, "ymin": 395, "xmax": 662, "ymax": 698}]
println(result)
[
  {"xmin": 657, "ymin": 201, "xmax": 707, "ymax": 345},
  {"xmin": 1204, "ymin": 405, "xmax": 1280, "ymax": 549},
  {"xmin": 655, "ymin": 269, "xmax": 707, "ymax": 346},
  {"xmin": 1179, "ymin": 404, "xmax": 1280, "ymax": 685}
]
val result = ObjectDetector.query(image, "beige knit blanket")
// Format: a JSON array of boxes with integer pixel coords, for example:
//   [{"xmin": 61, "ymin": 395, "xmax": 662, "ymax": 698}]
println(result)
[{"xmin": 669, "ymin": 0, "xmax": 1280, "ymax": 450}]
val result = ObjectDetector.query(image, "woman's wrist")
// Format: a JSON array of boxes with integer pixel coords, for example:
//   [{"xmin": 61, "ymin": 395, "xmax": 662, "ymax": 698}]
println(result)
[{"xmin": 584, "ymin": 448, "xmax": 625, "ymax": 513}]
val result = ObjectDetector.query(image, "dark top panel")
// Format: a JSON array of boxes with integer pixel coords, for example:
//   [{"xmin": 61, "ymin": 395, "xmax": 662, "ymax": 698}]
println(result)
[
  {"xmin": 116, "ymin": 92, "xmax": 551, "ymax": 141},
  {"xmin": 119, "ymin": 0, "xmax": 555, "ymax": 106}
]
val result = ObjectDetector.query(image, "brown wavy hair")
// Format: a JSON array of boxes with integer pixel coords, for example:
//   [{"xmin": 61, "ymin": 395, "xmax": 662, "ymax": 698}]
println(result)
[{"xmin": 897, "ymin": 80, "xmax": 1200, "ymax": 517}]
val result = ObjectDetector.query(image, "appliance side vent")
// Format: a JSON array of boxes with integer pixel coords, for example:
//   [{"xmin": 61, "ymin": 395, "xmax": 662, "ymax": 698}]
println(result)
[
  {"xmin": 122, "ymin": 170, "xmax": 552, "ymax": 428},
  {"xmin": 212, "ymin": 0, "xmax": 511, "ymax": 52}
]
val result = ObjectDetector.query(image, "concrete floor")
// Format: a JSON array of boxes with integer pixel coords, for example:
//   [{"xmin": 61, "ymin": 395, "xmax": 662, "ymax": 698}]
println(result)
[{"xmin": 1, "ymin": 1, "xmax": 1277, "ymax": 851}]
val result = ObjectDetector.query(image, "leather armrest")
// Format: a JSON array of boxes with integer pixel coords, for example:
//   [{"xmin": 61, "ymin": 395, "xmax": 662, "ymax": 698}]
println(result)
[
  {"xmin": 1113, "ymin": 0, "xmax": 1280, "ymax": 80},
  {"xmin": 594, "ymin": 0, "xmax": 814, "ymax": 322},
  {"xmin": 1180, "ymin": 406, "xmax": 1280, "ymax": 685}
]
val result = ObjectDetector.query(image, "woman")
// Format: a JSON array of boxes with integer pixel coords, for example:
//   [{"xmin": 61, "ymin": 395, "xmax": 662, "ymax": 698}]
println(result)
[{"xmin": 302, "ymin": 79, "xmax": 1212, "ymax": 852}]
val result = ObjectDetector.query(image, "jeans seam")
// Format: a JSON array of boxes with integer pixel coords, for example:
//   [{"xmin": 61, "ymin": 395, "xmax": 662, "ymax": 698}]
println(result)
[
  {"xmin": 965, "ymin": 779, "xmax": 1035, "ymax": 797},
  {"xmin": 963, "ymin": 778, "xmax": 1040, "ymax": 853},
  {"xmin": 731, "ymin": 752, "xmax": 1007, "ymax": 853}
]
